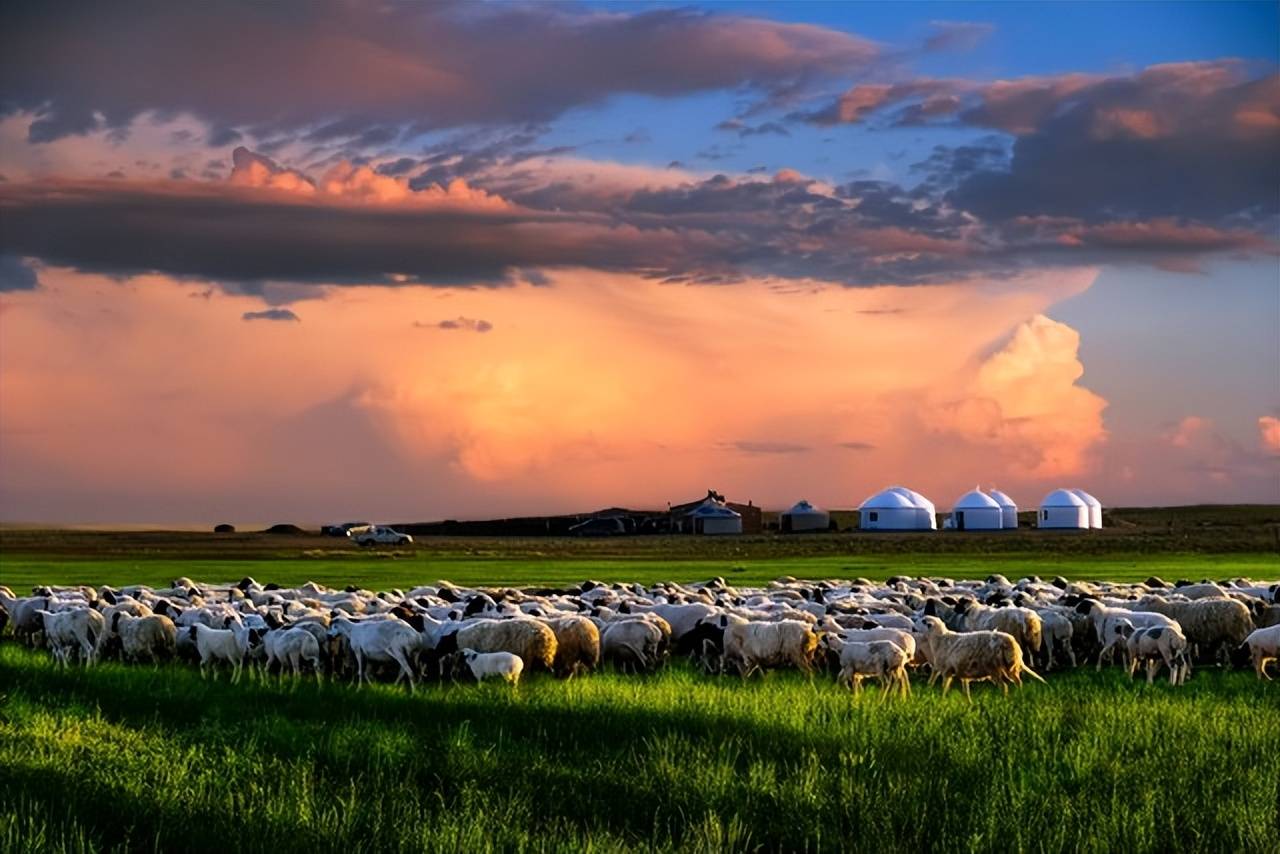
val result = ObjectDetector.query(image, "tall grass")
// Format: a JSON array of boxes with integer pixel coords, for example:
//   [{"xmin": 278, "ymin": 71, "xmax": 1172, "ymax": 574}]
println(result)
[{"xmin": 1, "ymin": 644, "xmax": 1276, "ymax": 853}]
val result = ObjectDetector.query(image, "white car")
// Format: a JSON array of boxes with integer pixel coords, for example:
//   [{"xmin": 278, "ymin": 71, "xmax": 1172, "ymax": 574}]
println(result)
[{"xmin": 349, "ymin": 525, "xmax": 413, "ymax": 547}]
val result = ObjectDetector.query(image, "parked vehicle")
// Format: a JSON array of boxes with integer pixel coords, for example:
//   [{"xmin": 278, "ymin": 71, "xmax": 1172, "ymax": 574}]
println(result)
[
  {"xmin": 349, "ymin": 525, "xmax": 413, "ymax": 546},
  {"xmin": 321, "ymin": 521, "xmax": 370, "ymax": 537}
]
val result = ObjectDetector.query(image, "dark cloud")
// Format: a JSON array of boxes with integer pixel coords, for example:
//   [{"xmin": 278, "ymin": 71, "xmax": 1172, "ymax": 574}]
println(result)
[
  {"xmin": 420, "ymin": 316, "xmax": 493, "ymax": 333},
  {"xmin": 0, "ymin": 256, "xmax": 40, "ymax": 291},
  {"xmin": 836, "ymin": 441, "xmax": 876, "ymax": 451},
  {"xmin": 242, "ymin": 308, "xmax": 300, "ymax": 322},
  {"xmin": 2, "ymin": 1, "xmax": 877, "ymax": 143},
  {"xmin": 725, "ymin": 441, "xmax": 811, "ymax": 455},
  {"xmin": 922, "ymin": 21, "xmax": 994, "ymax": 53}
]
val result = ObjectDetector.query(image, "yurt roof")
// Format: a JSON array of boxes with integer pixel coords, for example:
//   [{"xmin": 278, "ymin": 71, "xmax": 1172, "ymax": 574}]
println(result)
[
  {"xmin": 785, "ymin": 500, "xmax": 822, "ymax": 515},
  {"xmin": 860, "ymin": 489, "xmax": 918, "ymax": 510},
  {"xmin": 1041, "ymin": 488, "xmax": 1087, "ymax": 508},
  {"xmin": 954, "ymin": 489, "xmax": 1000, "ymax": 510},
  {"xmin": 887, "ymin": 486, "xmax": 935, "ymax": 510},
  {"xmin": 1069, "ymin": 488, "xmax": 1102, "ymax": 508},
  {"xmin": 691, "ymin": 503, "xmax": 741, "ymax": 518},
  {"xmin": 987, "ymin": 489, "xmax": 1017, "ymax": 508}
]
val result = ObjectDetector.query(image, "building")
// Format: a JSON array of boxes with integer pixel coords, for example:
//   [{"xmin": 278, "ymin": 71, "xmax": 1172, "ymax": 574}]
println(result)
[
  {"xmin": 886, "ymin": 485, "xmax": 937, "ymax": 530},
  {"xmin": 688, "ymin": 500, "xmax": 743, "ymax": 535},
  {"xmin": 1070, "ymin": 489, "xmax": 1103, "ymax": 529},
  {"xmin": 1038, "ymin": 489, "xmax": 1090, "ymax": 529},
  {"xmin": 987, "ymin": 489, "xmax": 1019, "ymax": 529},
  {"xmin": 780, "ymin": 500, "xmax": 830, "ymax": 533},
  {"xmin": 859, "ymin": 488, "xmax": 933, "ymax": 531},
  {"xmin": 948, "ymin": 489, "xmax": 1004, "ymax": 531},
  {"xmin": 670, "ymin": 490, "xmax": 760, "ymax": 534}
]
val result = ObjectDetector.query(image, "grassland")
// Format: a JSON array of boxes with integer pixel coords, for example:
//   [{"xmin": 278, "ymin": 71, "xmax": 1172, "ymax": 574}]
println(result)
[{"xmin": 1, "ymin": 645, "xmax": 1276, "ymax": 854}]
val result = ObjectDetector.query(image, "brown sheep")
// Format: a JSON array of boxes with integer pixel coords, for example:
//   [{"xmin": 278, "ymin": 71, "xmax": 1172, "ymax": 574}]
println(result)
[{"xmin": 544, "ymin": 615, "xmax": 601, "ymax": 678}]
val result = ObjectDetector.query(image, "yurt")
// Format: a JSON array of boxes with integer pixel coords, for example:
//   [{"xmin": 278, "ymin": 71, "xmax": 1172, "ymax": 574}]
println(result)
[
  {"xmin": 781, "ymin": 500, "xmax": 830, "ymax": 533},
  {"xmin": 690, "ymin": 501, "xmax": 743, "ymax": 535},
  {"xmin": 860, "ymin": 488, "xmax": 929, "ymax": 531},
  {"xmin": 988, "ymin": 489, "xmax": 1019, "ymax": 529},
  {"xmin": 1070, "ymin": 489, "xmax": 1103, "ymax": 529},
  {"xmin": 1038, "ymin": 489, "xmax": 1090, "ymax": 529},
  {"xmin": 949, "ymin": 489, "xmax": 1004, "ymax": 531},
  {"xmin": 887, "ymin": 486, "xmax": 938, "ymax": 530}
]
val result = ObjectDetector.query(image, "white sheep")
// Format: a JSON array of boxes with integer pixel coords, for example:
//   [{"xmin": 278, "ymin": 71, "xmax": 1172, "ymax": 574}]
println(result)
[
  {"xmin": 329, "ymin": 616, "xmax": 422, "ymax": 690},
  {"xmin": 1244, "ymin": 624, "xmax": 1280, "ymax": 680},
  {"xmin": 1119, "ymin": 622, "xmax": 1191, "ymax": 685},
  {"xmin": 110, "ymin": 613, "xmax": 178, "ymax": 664},
  {"xmin": 825, "ymin": 637, "xmax": 910, "ymax": 699},
  {"xmin": 36, "ymin": 608, "xmax": 104, "ymax": 666},
  {"xmin": 190, "ymin": 623, "xmax": 259, "ymax": 682},
  {"xmin": 455, "ymin": 648, "xmax": 524, "ymax": 685},
  {"xmin": 263, "ymin": 627, "xmax": 323, "ymax": 681},
  {"xmin": 919, "ymin": 616, "xmax": 1044, "ymax": 702},
  {"xmin": 721, "ymin": 620, "xmax": 818, "ymax": 678}
]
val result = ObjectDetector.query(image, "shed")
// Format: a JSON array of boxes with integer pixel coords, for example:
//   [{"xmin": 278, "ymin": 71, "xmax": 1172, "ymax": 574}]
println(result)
[
  {"xmin": 781, "ymin": 500, "xmax": 830, "ymax": 533},
  {"xmin": 860, "ymin": 488, "xmax": 930, "ymax": 531},
  {"xmin": 1070, "ymin": 489, "xmax": 1103, "ymax": 529},
  {"xmin": 887, "ymin": 486, "xmax": 937, "ymax": 530},
  {"xmin": 1038, "ymin": 489, "xmax": 1090, "ymax": 529},
  {"xmin": 690, "ymin": 501, "xmax": 743, "ymax": 535}
]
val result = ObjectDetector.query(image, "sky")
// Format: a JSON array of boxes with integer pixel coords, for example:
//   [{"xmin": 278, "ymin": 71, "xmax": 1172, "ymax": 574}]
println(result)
[{"xmin": 0, "ymin": 0, "xmax": 1277, "ymax": 524}]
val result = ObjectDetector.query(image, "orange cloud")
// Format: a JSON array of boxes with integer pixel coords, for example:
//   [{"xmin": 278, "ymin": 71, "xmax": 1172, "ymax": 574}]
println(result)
[{"xmin": 1260, "ymin": 416, "xmax": 1280, "ymax": 454}]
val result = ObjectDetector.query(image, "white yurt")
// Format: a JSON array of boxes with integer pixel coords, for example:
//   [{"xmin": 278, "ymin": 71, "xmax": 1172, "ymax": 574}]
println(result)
[
  {"xmin": 781, "ymin": 500, "xmax": 830, "ymax": 533},
  {"xmin": 887, "ymin": 486, "xmax": 938, "ymax": 530},
  {"xmin": 950, "ymin": 488, "xmax": 1004, "ymax": 531},
  {"xmin": 690, "ymin": 501, "xmax": 742, "ymax": 535},
  {"xmin": 1070, "ymin": 489, "xmax": 1103, "ymax": 529},
  {"xmin": 1038, "ymin": 489, "xmax": 1090, "ymax": 529},
  {"xmin": 860, "ymin": 488, "xmax": 929, "ymax": 531},
  {"xmin": 988, "ymin": 489, "xmax": 1019, "ymax": 529}
]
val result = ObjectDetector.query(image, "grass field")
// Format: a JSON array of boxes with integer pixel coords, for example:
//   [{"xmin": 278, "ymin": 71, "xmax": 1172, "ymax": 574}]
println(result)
[{"xmin": 1, "ymin": 645, "xmax": 1276, "ymax": 854}]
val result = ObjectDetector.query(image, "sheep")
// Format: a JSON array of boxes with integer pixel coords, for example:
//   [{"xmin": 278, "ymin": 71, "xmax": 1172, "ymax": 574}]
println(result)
[
  {"xmin": 919, "ymin": 616, "xmax": 1044, "ymax": 702},
  {"xmin": 329, "ymin": 616, "xmax": 423, "ymax": 690},
  {"xmin": 543, "ymin": 615, "xmax": 600, "ymax": 678},
  {"xmin": 109, "ymin": 613, "xmax": 178, "ymax": 664},
  {"xmin": 433, "ymin": 618, "xmax": 557, "ymax": 674},
  {"xmin": 1077, "ymin": 600, "xmax": 1178, "ymax": 669},
  {"xmin": 453, "ymin": 649, "xmax": 524, "ymax": 686},
  {"xmin": 36, "ymin": 608, "xmax": 105, "ymax": 666},
  {"xmin": 721, "ymin": 620, "xmax": 818, "ymax": 678},
  {"xmin": 1244, "ymin": 624, "xmax": 1280, "ymax": 680},
  {"xmin": 263, "ymin": 627, "xmax": 323, "ymax": 681},
  {"xmin": 5, "ymin": 595, "xmax": 52, "ymax": 646},
  {"xmin": 599, "ymin": 619, "xmax": 665, "ymax": 673},
  {"xmin": 955, "ymin": 601, "xmax": 1043, "ymax": 662},
  {"xmin": 824, "ymin": 636, "xmax": 910, "ymax": 699},
  {"xmin": 1123, "ymin": 624, "xmax": 1191, "ymax": 685},
  {"xmin": 1132, "ymin": 596, "xmax": 1254, "ymax": 665},
  {"xmin": 190, "ymin": 623, "xmax": 260, "ymax": 683}
]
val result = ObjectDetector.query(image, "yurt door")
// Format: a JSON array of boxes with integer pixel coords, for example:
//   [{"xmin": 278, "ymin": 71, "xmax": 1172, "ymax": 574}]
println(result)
[{"xmin": 956, "ymin": 511, "xmax": 966, "ymax": 531}]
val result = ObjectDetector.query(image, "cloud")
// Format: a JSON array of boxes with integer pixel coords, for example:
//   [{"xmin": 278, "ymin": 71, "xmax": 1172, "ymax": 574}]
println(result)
[
  {"xmin": 242, "ymin": 308, "xmax": 300, "ymax": 322},
  {"xmin": 1165, "ymin": 415, "xmax": 1211, "ymax": 448},
  {"xmin": 424, "ymin": 316, "xmax": 493, "ymax": 333},
  {"xmin": 0, "ymin": 256, "xmax": 39, "ymax": 291},
  {"xmin": 922, "ymin": 21, "xmax": 995, "ymax": 53},
  {"xmin": 726, "ymin": 441, "xmax": 811, "ymax": 455},
  {"xmin": 1, "ymin": 2, "xmax": 877, "ymax": 143},
  {"xmin": 1260, "ymin": 416, "xmax": 1280, "ymax": 454},
  {"xmin": 837, "ymin": 441, "xmax": 875, "ymax": 451}
]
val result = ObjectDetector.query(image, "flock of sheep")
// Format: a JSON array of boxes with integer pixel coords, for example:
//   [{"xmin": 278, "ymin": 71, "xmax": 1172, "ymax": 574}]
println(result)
[{"xmin": 2, "ymin": 572, "xmax": 1277, "ymax": 700}]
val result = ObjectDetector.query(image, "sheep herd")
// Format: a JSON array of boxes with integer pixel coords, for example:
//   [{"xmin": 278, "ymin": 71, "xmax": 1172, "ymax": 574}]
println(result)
[{"xmin": 2, "ymin": 573, "xmax": 1278, "ymax": 700}]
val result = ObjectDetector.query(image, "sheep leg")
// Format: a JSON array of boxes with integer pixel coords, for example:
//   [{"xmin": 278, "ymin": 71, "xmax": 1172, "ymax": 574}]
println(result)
[
  {"xmin": 962, "ymin": 679, "xmax": 972, "ymax": 704},
  {"xmin": 941, "ymin": 675, "xmax": 953, "ymax": 697},
  {"xmin": 391, "ymin": 649, "xmax": 416, "ymax": 693}
]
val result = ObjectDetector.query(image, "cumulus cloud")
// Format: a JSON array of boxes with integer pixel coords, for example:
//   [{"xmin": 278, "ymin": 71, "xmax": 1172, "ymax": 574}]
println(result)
[
  {"xmin": 1260, "ymin": 416, "xmax": 1280, "ymax": 453},
  {"xmin": 1, "ymin": 1, "xmax": 877, "ymax": 143},
  {"xmin": 242, "ymin": 308, "xmax": 300, "ymax": 322}
]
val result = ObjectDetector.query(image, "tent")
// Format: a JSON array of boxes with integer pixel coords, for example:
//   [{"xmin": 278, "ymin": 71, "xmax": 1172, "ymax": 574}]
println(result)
[
  {"xmin": 887, "ymin": 486, "xmax": 937, "ymax": 530},
  {"xmin": 781, "ymin": 500, "xmax": 830, "ymax": 533},
  {"xmin": 988, "ymin": 489, "xmax": 1019, "ymax": 529},
  {"xmin": 1038, "ymin": 489, "xmax": 1090, "ymax": 529},
  {"xmin": 949, "ymin": 489, "xmax": 1003, "ymax": 531},
  {"xmin": 860, "ymin": 488, "xmax": 931, "ymax": 531},
  {"xmin": 689, "ymin": 501, "xmax": 743, "ymax": 535},
  {"xmin": 1070, "ymin": 489, "xmax": 1103, "ymax": 529}
]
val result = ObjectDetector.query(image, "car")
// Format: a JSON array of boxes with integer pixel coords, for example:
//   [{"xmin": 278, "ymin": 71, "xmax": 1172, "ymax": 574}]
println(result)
[
  {"xmin": 349, "ymin": 525, "xmax": 413, "ymax": 547},
  {"xmin": 321, "ymin": 521, "xmax": 370, "ymax": 537}
]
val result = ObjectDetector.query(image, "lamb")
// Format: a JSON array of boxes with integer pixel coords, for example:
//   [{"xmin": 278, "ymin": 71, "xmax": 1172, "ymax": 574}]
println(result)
[
  {"xmin": 109, "ymin": 613, "xmax": 178, "ymax": 664},
  {"xmin": 824, "ymin": 636, "xmax": 910, "ymax": 699},
  {"xmin": 1122, "ymin": 623, "xmax": 1191, "ymax": 685},
  {"xmin": 190, "ymin": 623, "xmax": 260, "ymax": 683},
  {"xmin": 453, "ymin": 649, "xmax": 524, "ymax": 686},
  {"xmin": 263, "ymin": 627, "xmax": 323, "ymax": 681},
  {"xmin": 434, "ymin": 618, "xmax": 557, "ymax": 673},
  {"xmin": 36, "ymin": 607, "xmax": 105, "ymax": 666},
  {"xmin": 919, "ymin": 616, "xmax": 1044, "ymax": 702},
  {"xmin": 543, "ymin": 615, "xmax": 600, "ymax": 678},
  {"xmin": 1244, "ymin": 624, "xmax": 1280, "ymax": 680},
  {"xmin": 721, "ymin": 620, "xmax": 819, "ymax": 678}
]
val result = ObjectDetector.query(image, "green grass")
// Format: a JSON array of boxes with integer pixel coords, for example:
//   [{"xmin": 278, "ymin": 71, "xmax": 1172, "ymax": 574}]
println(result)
[
  {"xmin": 0, "ymin": 645, "xmax": 1276, "ymax": 854},
  {"xmin": 3, "ymin": 552, "xmax": 1278, "ymax": 591}
]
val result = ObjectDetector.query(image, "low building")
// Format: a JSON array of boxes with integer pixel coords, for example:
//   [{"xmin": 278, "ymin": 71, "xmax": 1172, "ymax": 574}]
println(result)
[
  {"xmin": 780, "ymin": 499, "xmax": 830, "ymax": 533},
  {"xmin": 1038, "ymin": 489, "xmax": 1090, "ymax": 529},
  {"xmin": 987, "ymin": 489, "xmax": 1019, "ymax": 529},
  {"xmin": 948, "ymin": 489, "xmax": 1003, "ymax": 531},
  {"xmin": 859, "ymin": 488, "xmax": 931, "ymax": 531}
]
